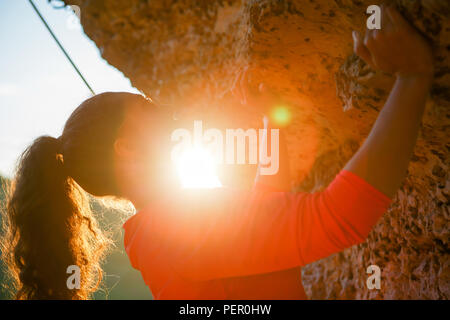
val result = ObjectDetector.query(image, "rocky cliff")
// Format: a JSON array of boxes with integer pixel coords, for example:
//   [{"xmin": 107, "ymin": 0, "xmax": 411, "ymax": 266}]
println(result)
[{"xmin": 65, "ymin": 0, "xmax": 449, "ymax": 299}]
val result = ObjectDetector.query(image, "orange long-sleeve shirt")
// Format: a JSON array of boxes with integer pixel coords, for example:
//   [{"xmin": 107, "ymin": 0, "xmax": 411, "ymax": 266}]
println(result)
[{"xmin": 123, "ymin": 170, "xmax": 391, "ymax": 299}]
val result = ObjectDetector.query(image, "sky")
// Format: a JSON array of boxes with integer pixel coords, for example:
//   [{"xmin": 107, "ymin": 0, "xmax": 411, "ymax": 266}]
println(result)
[{"xmin": 0, "ymin": 0, "xmax": 139, "ymax": 177}]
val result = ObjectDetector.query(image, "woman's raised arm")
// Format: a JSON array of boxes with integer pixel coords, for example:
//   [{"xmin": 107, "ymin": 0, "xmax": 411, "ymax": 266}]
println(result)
[{"xmin": 344, "ymin": 5, "xmax": 434, "ymax": 198}]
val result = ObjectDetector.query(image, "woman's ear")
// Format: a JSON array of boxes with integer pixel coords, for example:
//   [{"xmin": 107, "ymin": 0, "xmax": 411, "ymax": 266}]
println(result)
[{"xmin": 114, "ymin": 138, "xmax": 135, "ymax": 159}]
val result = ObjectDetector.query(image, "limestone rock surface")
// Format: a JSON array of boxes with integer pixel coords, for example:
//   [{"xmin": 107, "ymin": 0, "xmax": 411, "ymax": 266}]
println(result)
[{"xmin": 64, "ymin": 0, "xmax": 449, "ymax": 299}]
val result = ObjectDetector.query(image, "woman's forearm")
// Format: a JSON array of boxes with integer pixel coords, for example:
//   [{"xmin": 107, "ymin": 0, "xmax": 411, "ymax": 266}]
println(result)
[
  {"xmin": 346, "ymin": 5, "xmax": 434, "ymax": 198},
  {"xmin": 344, "ymin": 75, "xmax": 432, "ymax": 197}
]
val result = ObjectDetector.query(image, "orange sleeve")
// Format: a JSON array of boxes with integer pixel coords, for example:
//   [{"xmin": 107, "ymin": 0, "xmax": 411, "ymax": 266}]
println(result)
[
  {"xmin": 295, "ymin": 170, "xmax": 392, "ymax": 265},
  {"xmin": 128, "ymin": 170, "xmax": 391, "ymax": 282}
]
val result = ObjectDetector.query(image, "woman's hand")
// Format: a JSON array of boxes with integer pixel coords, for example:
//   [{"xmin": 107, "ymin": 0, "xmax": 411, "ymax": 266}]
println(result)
[
  {"xmin": 345, "ymin": 5, "xmax": 434, "ymax": 197},
  {"xmin": 231, "ymin": 67, "xmax": 291, "ymax": 190},
  {"xmin": 231, "ymin": 67, "xmax": 280, "ymax": 116},
  {"xmin": 352, "ymin": 5, "xmax": 433, "ymax": 78}
]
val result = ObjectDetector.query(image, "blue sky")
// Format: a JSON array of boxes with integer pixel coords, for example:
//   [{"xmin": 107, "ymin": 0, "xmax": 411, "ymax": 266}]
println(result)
[{"xmin": 0, "ymin": 0, "xmax": 139, "ymax": 177}]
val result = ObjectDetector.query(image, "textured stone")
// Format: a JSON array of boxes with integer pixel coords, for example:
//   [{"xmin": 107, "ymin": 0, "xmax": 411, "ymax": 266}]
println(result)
[{"xmin": 65, "ymin": 0, "xmax": 449, "ymax": 299}]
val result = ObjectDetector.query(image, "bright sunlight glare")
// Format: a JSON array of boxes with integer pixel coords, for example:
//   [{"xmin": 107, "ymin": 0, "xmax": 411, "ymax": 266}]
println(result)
[{"xmin": 174, "ymin": 147, "xmax": 222, "ymax": 189}]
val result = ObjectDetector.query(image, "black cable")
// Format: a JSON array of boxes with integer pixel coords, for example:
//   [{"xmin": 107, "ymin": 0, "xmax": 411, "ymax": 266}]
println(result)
[{"xmin": 28, "ymin": 0, "xmax": 95, "ymax": 96}]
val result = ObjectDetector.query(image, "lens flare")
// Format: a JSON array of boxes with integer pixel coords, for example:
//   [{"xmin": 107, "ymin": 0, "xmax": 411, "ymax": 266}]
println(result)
[
  {"xmin": 270, "ymin": 105, "xmax": 291, "ymax": 127},
  {"xmin": 174, "ymin": 146, "xmax": 222, "ymax": 189}
]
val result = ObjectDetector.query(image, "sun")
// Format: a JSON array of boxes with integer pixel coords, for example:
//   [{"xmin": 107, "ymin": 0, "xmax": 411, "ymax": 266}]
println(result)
[{"xmin": 174, "ymin": 146, "xmax": 222, "ymax": 189}]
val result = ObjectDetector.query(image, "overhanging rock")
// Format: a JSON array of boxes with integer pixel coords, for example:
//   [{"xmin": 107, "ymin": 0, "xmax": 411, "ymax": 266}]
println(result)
[{"xmin": 65, "ymin": 0, "xmax": 449, "ymax": 299}]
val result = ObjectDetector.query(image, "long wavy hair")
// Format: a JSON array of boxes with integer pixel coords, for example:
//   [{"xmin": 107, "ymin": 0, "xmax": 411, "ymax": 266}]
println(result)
[{"xmin": 1, "ymin": 92, "xmax": 150, "ymax": 299}]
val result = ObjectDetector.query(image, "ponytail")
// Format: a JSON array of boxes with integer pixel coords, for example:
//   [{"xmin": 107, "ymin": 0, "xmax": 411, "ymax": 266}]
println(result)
[{"xmin": 1, "ymin": 136, "xmax": 110, "ymax": 299}]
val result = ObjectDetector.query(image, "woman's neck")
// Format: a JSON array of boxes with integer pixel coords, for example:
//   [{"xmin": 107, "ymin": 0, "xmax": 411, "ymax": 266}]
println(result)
[{"xmin": 126, "ymin": 167, "xmax": 181, "ymax": 211}]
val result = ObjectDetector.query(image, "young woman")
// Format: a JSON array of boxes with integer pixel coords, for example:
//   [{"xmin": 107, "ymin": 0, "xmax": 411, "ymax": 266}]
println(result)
[{"xmin": 1, "ymin": 6, "xmax": 433, "ymax": 299}]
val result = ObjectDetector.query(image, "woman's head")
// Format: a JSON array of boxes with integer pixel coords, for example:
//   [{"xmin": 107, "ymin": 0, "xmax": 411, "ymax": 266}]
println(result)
[
  {"xmin": 1, "ymin": 92, "xmax": 170, "ymax": 299},
  {"xmin": 61, "ymin": 91, "xmax": 171, "ymax": 197}
]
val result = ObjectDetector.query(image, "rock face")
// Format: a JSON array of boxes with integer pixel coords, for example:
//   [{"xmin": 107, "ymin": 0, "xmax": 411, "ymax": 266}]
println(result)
[{"xmin": 67, "ymin": 0, "xmax": 449, "ymax": 299}]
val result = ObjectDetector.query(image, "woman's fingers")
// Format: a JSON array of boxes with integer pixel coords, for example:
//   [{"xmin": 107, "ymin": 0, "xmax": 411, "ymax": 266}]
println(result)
[
  {"xmin": 353, "ymin": 4, "xmax": 404, "ymax": 72},
  {"xmin": 365, "ymin": 27, "xmax": 398, "ymax": 73},
  {"xmin": 386, "ymin": 5, "xmax": 409, "ymax": 31},
  {"xmin": 353, "ymin": 30, "xmax": 375, "ymax": 68},
  {"xmin": 380, "ymin": 4, "xmax": 395, "ymax": 32}
]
